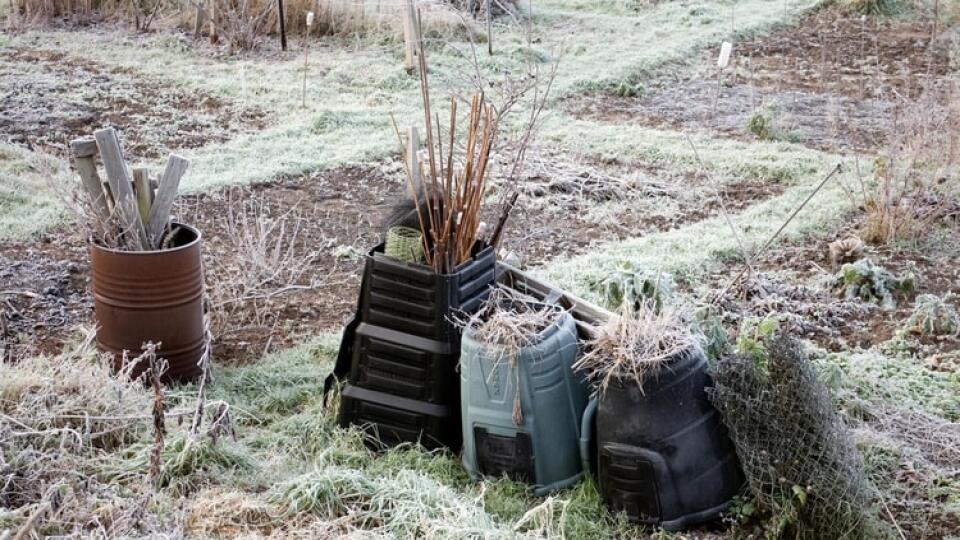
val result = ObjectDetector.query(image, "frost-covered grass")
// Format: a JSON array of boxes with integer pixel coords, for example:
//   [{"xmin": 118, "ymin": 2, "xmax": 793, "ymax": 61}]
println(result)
[
  {"xmin": 539, "ymin": 116, "xmax": 829, "ymax": 183},
  {"xmin": 537, "ymin": 159, "xmax": 856, "ymax": 301},
  {"xmin": 5, "ymin": 320, "xmax": 956, "ymax": 536},
  {"xmin": 0, "ymin": 332, "xmax": 650, "ymax": 537},
  {"xmin": 0, "ymin": 0, "xmax": 823, "ymax": 211},
  {"xmin": 0, "ymin": 143, "xmax": 71, "ymax": 240}
]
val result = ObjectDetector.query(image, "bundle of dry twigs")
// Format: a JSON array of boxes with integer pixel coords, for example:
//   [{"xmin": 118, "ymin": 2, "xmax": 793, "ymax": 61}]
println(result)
[{"xmin": 391, "ymin": 30, "xmax": 499, "ymax": 274}]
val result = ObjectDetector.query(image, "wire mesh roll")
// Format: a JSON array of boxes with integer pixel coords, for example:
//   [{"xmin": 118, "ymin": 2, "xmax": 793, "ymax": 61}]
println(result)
[{"xmin": 385, "ymin": 226, "xmax": 425, "ymax": 263}]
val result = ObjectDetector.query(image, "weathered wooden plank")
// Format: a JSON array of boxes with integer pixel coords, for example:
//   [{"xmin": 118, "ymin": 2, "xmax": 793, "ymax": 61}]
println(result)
[
  {"xmin": 70, "ymin": 138, "xmax": 98, "ymax": 159},
  {"xmin": 146, "ymin": 154, "xmax": 190, "ymax": 248},
  {"xmin": 69, "ymin": 137, "xmax": 111, "ymax": 220},
  {"xmin": 132, "ymin": 168, "xmax": 152, "ymax": 225},
  {"xmin": 93, "ymin": 128, "xmax": 149, "ymax": 249}
]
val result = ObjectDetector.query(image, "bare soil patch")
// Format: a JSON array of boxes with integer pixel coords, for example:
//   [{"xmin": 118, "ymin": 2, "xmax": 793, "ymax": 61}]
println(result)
[
  {"xmin": 0, "ymin": 239, "xmax": 90, "ymax": 361},
  {"xmin": 701, "ymin": 217, "xmax": 960, "ymax": 360},
  {"xmin": 0, "ymin": 166, "xmax": 401, "ymax": 363},
  {"xmin": 0, "ymin": 47, "xmax": 268, "ymax": 159},
  {"xmin": 734, "ymin": 7, "xmax": 954, "ymax": 100},
  {"xmin": 566, "ymin": 7, "xmax": 957, "ymax": 153},
  {"xmin": 0, "ymin": 153, "xmax": 788, "ymax": 362},
  {"xmin": 500, "ymin": 173, "xmax": 785, "ymax": 264}
]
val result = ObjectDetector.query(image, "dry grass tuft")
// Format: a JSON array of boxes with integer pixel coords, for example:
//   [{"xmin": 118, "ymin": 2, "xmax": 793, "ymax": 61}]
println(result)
[
  {"xmin": 573, "ymin": 301, "xmax": 701, "ymax": 393},
  {"xmin": 856, "ymin": 84, "xmax": 960, "ymax": 246},
  {"xmin": 8, "ymin": 0, "xmax": 124, "ymax": 26},
  {"xmin": 444, "ymin": 0, "xmax": 518, "ymax": 18},
  {"xmin": 8, "ymin": 0, "xmax": 178, "ymax": 30},
  {"xmin": 184, "ymin": 489, "xmax": 280, "ymax": 536},
  {"xmin": 301, "ymin": 0, "xmax": 482, "ymax": 41},
  {"xmin": 193, "ymin": 0, "xmax": 484, "ymax": 50},
  {"xmin": 0, "ymin": 328, "xmax": 151, "ymax": 451},
  {"xmin": 461, "ymin": 285, "xmax": 565, "ymax": 357},
  {"xmin": 0, "ymin": 329, "xmax": 160, "ymax": 536}
]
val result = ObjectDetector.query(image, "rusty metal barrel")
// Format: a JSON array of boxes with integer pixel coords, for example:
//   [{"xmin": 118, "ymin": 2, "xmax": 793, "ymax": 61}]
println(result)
[{"xmin": 90, "ymin": 223, "xmax": 204, "ymax": 383}]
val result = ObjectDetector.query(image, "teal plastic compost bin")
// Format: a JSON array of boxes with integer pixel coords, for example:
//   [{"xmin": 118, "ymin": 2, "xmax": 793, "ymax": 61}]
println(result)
[{"xmin": 460, "ymin": 312, "xmax": 588, "ymax": 496}]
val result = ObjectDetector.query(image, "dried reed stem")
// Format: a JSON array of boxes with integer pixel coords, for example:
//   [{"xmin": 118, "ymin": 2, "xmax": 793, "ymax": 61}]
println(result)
[{"xmin": 393, "ymin": 22, "xmax": 500, "ymax": 274}]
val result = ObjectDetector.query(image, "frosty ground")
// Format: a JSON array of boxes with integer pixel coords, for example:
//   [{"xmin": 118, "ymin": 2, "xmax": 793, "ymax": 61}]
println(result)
[{"xmin": 1, "ymin": 0, "xmax": 959, "ymax": 537}]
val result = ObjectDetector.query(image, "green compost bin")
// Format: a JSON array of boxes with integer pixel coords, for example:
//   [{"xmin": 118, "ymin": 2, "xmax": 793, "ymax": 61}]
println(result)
[{"xmin": 460, "ymin": 312, "xmax": 588, "ymax": 496}]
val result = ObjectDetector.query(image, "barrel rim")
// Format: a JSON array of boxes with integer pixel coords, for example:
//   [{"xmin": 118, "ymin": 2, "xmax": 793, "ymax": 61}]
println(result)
[{"xmin": 90, "ymin": 222, "xmax": 201, "ymax": 256}]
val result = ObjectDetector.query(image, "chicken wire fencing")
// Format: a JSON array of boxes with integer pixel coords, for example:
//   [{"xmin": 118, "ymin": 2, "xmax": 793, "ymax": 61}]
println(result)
[{"xmin": 707, "ymin": 336, "xmax": 886, "ymax": 539}]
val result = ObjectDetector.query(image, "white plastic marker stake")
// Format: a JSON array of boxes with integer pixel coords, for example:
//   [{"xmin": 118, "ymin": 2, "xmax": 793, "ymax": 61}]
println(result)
[
  {"xmin": 718, "ymin": 41, "xmax": 733, "ymax": 69},
  {"xmin": 302, "ymin": 11, "xmax": 315, "ymax": 108},
  {"xmin": 714, "ymin": 41, "xmax": 733, "ymax": 114}
]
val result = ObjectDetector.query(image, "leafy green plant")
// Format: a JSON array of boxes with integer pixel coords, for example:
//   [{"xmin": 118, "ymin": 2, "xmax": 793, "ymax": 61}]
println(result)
[
  {"xmin": 903, "ymin": 294, "xmax": 960, "ymax": 337},
  {"xmin": 843, "ymin": 0, "xmax": 906, "ymax": 16},
  {"xmin": 746, "ymin": 109, "xmax": 775, "ymax": 141},
  {"xmin": 613, "ymin": 81, "xmax": 644, "ymax": 97},
  {"xmin": 589, "ymin": 260, "xmax": 676, "ymax": 312},
  {"xmin": 834, "ymin": 259, "xmax": 917, "ymax": 310},
  {"xmin": 693, "ymin": 305, "xmax": 732, "ymax": 361},
  {"xmin": 735, "ymin": 315, "xmax": 780, "ymax": 371},
  {"xmin": 333, "ymin": 244, "xmax": 364, "ymax": 261}
]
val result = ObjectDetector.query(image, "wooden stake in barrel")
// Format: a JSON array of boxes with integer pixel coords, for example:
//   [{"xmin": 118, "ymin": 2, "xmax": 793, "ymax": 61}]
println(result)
[
  {"xmin": 132, "ymin": 168, "xmax": 152, "ymax": 224},
  {"xmin": 146, "ymin": 155, "xmax": 190, "ymax": 249},
  {"xmin": 69, "ymin": 137, "xmax": 112, "ymax": 220},
  {"xmin": 93, "ymin": 128, "xmax": 150, "ymax": 250}
]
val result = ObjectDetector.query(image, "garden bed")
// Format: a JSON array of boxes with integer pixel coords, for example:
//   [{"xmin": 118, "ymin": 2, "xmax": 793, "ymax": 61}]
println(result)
[
  {"xmin": 1, "ymin": 154, "xmax": 789, "ymax": 362},
  {"xmin": 0, "ymin": 47, "xmax": 268, "ymax": 159},
  {"xmin": 698, "ymin": 220, "xmax": 960, "ymax": 362},
  {"xmin": 566, "ymin": 6, "xmax": 957, "ymax": 153}
]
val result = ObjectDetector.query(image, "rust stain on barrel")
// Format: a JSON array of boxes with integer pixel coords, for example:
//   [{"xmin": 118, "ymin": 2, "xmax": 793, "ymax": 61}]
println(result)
[{"xmin": 90, "ymin": 223, "xmax": 205, "ymax": 383}]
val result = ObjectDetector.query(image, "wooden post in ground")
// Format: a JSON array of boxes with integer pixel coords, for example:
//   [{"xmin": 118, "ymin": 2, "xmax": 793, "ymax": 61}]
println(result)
[
  {"xmin": 402, "ymin": 0, "xmax": 418, "ymax": 73},
  {"xmin": 278, "ymin": 0, "xmax": 287, "ymax": 51},
  {"xmin": 302, "ymin": 11, "xmax": 314, "ymax": 108},
  {"xmin": 406, "ymin": 126, "xmax": 421, "ymax": 197},
  {"xmin": 93, "ymin": 128, "xmax": 150, "ymax": 249},
  {"xmin": 69, "ymin": 137, "xmax": 112, "ymax": 220},
  {"xmin": 193, "ymin": 0, "xmax": 206, "ymax": 38},
  {"xmin": 209, "ymin": 0, "xmax": 218, "ymax": 44},
  {"xmin": 486, "ymin": 0, "xmax": 492, "ymax": 55}
]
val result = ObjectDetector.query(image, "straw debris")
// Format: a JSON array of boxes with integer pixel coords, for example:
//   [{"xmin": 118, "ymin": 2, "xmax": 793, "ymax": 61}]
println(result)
[
  {"xmin": 460, "ymin": 286, "xmax": 567, "ymax": 423},
  {"xmin": 462, "ymin": 286, "xmax": 565, "ymax": 355},
  {"xmin": 573, "ymin": 301, "xmax": 702, "ymax": 393}
]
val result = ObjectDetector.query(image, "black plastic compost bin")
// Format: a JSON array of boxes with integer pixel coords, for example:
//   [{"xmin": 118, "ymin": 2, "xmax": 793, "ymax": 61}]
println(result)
[
  {"xmin": 595, "ymin": 349, "xmax": 743, "ymax": 531},
  {"xmin": 333, "ymin": 242, "xmax": 496, "ymax": 450}
]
